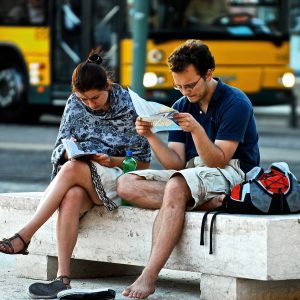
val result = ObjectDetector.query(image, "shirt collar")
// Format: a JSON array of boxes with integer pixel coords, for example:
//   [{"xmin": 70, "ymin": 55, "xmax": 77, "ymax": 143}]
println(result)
[{"xmin": 210, "ymin": 77, "xmax": 224, "ymax": 104}]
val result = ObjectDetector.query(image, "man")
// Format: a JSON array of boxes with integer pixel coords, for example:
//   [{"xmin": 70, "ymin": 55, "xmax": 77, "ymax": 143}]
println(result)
[{"xmin": 117, "ymin": 39, "xmax": 260, "ymax": 299}]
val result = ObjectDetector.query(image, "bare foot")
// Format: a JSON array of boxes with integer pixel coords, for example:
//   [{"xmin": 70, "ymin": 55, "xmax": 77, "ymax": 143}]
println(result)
[{"xmin": 122, "ymin": 271, "xmax": 156, "ymax": 299}]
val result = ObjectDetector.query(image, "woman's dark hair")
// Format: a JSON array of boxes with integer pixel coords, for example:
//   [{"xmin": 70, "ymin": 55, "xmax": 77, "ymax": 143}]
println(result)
[
  {"xmin": 167, "ymin": 39, "xmax": 215, "ymax": 77},
  {"xmin": 71, "ymin": 48, "xmax": 112, "ymax": 93}
]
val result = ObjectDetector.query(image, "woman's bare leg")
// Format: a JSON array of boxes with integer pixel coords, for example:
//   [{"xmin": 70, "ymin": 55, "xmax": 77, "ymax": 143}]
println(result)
[
  {"xmin": 0, "ymin": 160, "xmax": 100, "ymax": 253},
  {"xmin": 56, "ymin": 186, "xmax": 94, "ymax": 278}
]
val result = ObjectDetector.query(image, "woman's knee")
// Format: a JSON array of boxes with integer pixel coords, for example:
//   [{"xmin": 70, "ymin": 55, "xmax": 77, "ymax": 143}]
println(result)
[
  {"xmin": 59, "ymin": 186, "xmax": 87, "ymax": 212},
  {"xmin": 60, "ymin": 160, "xmax": 89, "ymax": 178}
]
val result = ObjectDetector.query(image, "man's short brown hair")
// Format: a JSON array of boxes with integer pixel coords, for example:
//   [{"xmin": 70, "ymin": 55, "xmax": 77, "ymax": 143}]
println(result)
[{"xmin": 167, "ymin": 39, "xmax": 215, "ymax": 77}]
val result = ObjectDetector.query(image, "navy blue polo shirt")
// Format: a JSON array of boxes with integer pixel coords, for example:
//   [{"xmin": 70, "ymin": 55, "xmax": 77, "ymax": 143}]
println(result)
[{"xmin": 168, "ymin": 78, "xmax": 260, "ymax": 173}]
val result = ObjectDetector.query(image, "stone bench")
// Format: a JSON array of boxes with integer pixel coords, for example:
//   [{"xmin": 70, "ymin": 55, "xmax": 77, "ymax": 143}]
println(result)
[{"xmin": 1, "ymin": 192, "xmax": 300, "ymax": 300}]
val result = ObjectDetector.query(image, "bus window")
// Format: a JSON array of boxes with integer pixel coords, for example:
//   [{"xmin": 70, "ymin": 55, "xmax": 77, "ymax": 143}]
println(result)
[
  {"xmin": 124, "ymin": 0, "xmax": 282, "ymax": 37},
  {"xmin": 53, "ymin": 0, "xmax": 82, "ymax": 81},
  {"xmin": 93, "ymin": 1, "xmax": 118, "ymax": 52},
  {"xmin": 184, "ymin": 0, "xmax": 229, "ymax": 28},
  {"xmin": 92, "ymin": 1, "xmax": 124, "ymax": 72},
  {"xmin": 150, "ymin": 0, "xmax": 190, "ymax": 29},
  {"xmin": 0, "ymin": 0, "xmax": 46, "ymax": 26}
]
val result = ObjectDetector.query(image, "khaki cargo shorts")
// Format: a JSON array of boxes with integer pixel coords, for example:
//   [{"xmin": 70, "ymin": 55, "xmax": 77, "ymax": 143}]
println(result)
[
  {"xmin": 129, "ymin": 157, "xmax": 245, "ymax": 209},
  {"xmin": 90, "ymin": 161, "xmax": 123, "ymax": 206}
]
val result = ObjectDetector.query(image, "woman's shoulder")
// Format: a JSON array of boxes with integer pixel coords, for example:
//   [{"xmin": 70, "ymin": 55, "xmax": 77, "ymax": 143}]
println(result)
[
  {"xmin": 63, "ymin": 93, "xmax": 85, "ymax": 116},
  {"xmin": 111, "ymin": 83, "xmax": 129, "ymax": 97},
  {"xmin": 111, "ymin": 83, "xmax": 132, "ymax": 105},
  {"xmin": 66, "ymin": 93, "xmax": 78, "ymax": 105}
]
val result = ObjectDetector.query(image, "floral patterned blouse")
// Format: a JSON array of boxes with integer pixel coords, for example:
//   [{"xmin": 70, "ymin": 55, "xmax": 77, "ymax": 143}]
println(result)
[{"xmin": 50, "ymin": 83, "xmax": 151, "ymax": 208}]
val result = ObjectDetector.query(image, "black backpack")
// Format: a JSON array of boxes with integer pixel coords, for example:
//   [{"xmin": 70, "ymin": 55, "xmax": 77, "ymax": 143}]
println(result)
[{"xmin": 200, "ymin": 162, "xmax": 300, "ymax": 254}]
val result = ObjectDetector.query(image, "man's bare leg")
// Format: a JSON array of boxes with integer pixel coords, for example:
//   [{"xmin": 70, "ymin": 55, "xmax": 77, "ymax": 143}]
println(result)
[
  {"xmin": 122, "ymin": 175, "xmax": 190, "ymax": 299},
  {"xmin": 197, "ymin": 194, "xmax": 225, "ymax": 211},
  {"xmin": 117, "ymin": 174, "xmax": 166, "ymax": 209}
]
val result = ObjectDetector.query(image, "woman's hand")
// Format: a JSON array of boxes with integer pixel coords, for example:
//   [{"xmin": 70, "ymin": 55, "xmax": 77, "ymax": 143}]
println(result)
[{"xmin": 91, "ymin": 153, "xmax": 112, "ymax": 167}]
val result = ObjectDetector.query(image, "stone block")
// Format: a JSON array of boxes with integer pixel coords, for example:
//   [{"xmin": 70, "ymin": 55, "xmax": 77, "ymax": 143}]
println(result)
[
  {"xmin": 201, "ymin": 274, "xmax": 300, "ymax": 300},
  {"xmin": 198, "ymin": 214, "xmax": 300, "ymax": 280},
  {"xmin": 16, "ymin": 255, "xmax": 57, "ymax": 280},
  {"xmin": 2, "ymin": 193, "xmax": 300, "ymax": 280},
  {"xmin": 16, "ymin": 255, "xmax": 143, "ymax": 280}
]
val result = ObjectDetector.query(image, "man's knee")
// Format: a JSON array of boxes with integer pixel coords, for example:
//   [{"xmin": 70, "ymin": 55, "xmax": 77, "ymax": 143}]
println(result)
[
  {"xmin": 117, "ymin": 173, "xmax": 139, "ymax": 198},
  {"xmin": 163, "ymin": 175, "xmax": 191, "ymax": 209}
]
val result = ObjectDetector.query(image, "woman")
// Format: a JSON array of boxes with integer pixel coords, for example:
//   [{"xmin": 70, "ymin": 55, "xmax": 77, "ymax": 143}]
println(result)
[{"xmin": 0, "ymin": 49, "xmax": 151, "ymax": 299}]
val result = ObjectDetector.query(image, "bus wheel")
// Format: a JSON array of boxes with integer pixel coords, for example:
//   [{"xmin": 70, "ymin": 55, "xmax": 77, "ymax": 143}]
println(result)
[{"xmin": 0, "ymin": 67, "xmax": 26, "ymax": 122}]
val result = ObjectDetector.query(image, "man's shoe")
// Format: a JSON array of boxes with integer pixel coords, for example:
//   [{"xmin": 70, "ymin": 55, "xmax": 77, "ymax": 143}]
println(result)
[
  {"xmin": 57, "ymin": 288, "xmax": 116, "ymax": 299},
  {"xmin": 28, "ymin": 276, "xmax": 71, "ymax": 299}
]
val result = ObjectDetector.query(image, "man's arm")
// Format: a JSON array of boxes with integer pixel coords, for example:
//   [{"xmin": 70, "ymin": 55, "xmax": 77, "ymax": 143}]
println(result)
[
  {"xmin": 192, "ymin": 126, "xmax": 238, "ymax": 168},
  {"xmin": 135, "ymin": 117, "xmax": 186, "ymax": 170},
  {"xmin": 174, "ymin": 113, "xmax": 238, "ymax": 168}
]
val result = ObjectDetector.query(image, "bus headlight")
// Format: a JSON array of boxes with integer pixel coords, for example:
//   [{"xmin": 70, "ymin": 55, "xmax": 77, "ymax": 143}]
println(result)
[
  {"xmin": 143, "ymin": 72, "xmax": 165, "ymax": 87},
  {"xmin": 280, "ymin": 72, "xmax": 296, "ymax": 88},
  {"xmin": 147, "ymin": 49, "xmax": 164, "ymax": 63},
  {"xmin": 29, "ymin": 63, "xmax": 46, "ymax": 85},
  {"xmin": 143, "ymin": 72, "xmax": 157, "ymax": 87}
]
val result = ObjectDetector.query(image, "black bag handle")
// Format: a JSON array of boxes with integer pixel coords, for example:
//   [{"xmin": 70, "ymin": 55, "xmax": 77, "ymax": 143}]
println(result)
[{"xmin": 200, "ymin": 205, "xmax": 225, "ymax": 254}]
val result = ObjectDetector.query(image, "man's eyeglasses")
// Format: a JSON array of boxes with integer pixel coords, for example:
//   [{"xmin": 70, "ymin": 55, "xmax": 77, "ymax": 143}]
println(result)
[{"xmin": 173, "ymin": 77, "xmax": 202, "ymax": 91}]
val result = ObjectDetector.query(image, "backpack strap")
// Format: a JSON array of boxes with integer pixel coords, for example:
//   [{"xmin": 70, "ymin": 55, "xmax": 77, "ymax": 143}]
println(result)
[
  {"xmin": 200, "ymin": 205, "xmax": 225, "ymax": 253},
  {"xmin": 200, "ymin": 210, "xmax": 211, "ymax": 246},
  {"xmin": 209, "ymin": 210, "xmax": 225, "ymax": 254}
]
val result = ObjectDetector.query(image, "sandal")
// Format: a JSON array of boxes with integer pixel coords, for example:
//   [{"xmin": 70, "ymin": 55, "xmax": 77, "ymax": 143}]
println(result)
[
  {"xmin": 28, "ymin": 275, "xmax": 71, "ymax": 299},
  {"xmin": 0, "ymin": 233, "xmax": 30, "ymax": 255}
]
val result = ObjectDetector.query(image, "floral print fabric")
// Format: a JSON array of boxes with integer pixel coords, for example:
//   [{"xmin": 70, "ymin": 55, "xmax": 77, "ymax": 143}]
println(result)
[{"xmin": 50, "ymin": 83, "xmax": 151, "ymax": 210}]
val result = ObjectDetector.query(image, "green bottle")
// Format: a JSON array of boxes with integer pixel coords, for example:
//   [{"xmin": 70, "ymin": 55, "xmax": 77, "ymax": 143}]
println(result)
[{"xmin": 121, "ymin": 150, "xmax": 137, "ymax": 206}]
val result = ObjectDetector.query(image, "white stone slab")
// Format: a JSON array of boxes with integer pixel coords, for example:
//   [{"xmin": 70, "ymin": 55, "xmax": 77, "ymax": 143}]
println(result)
[
  {"xmin": 1, "ymin": 192, "xmax": 300, "ymax": 281},
  {"xmin": 199, "ymin": 214, "xmax": 300, "ymax": 280},
  {"xmin": 201, "ymin": 274, "xmax": 300, "ymax": 300}
]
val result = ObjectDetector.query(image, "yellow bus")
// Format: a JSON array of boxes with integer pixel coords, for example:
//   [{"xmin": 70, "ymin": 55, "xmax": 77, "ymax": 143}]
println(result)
[{"xmin": 0, "ymin": 0, "xmax": 297, "ymax": 125}]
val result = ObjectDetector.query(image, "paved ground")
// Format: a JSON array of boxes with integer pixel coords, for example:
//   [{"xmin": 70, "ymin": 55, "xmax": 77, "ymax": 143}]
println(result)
[{"xmin": 0, "ymin": 253, "xmax": 200, "ymax": 300}]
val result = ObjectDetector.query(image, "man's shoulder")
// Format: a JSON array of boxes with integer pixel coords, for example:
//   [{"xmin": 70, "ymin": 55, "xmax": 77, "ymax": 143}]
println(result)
[
  {"xmin": 215, "ymin": 81, "xmax": 252, "ymax": 111},
  {"xmin": 220, "ymin": 81, "xmax": 250, "ymax": 102},
  {"xmin": 173, "ymin": 96, "xmax": 189, "ymax": 111}
]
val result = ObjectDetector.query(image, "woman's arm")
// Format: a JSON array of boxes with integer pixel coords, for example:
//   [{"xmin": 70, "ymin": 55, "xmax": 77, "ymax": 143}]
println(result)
[{"xmin": 90, "ymin": 154, "xmax": 150, "ymax": 170}]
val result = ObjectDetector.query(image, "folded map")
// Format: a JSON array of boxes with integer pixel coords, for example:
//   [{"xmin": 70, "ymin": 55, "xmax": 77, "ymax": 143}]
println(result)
[{"xmin": 128, "ymin": 88, "xmax": 181, "ymax": 133}]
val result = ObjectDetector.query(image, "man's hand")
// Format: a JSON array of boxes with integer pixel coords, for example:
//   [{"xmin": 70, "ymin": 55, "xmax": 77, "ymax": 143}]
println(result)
[
  {"xmin": 174, "ymin": 113, "xmax": 201, "ymax": 133},
  {"xmin": 135, "ymin": 117, "xmax": 154, "ymax": 138},
  {"xmin": 91, "ymin": 153, "xmax": 111, "ymax": 167}
]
